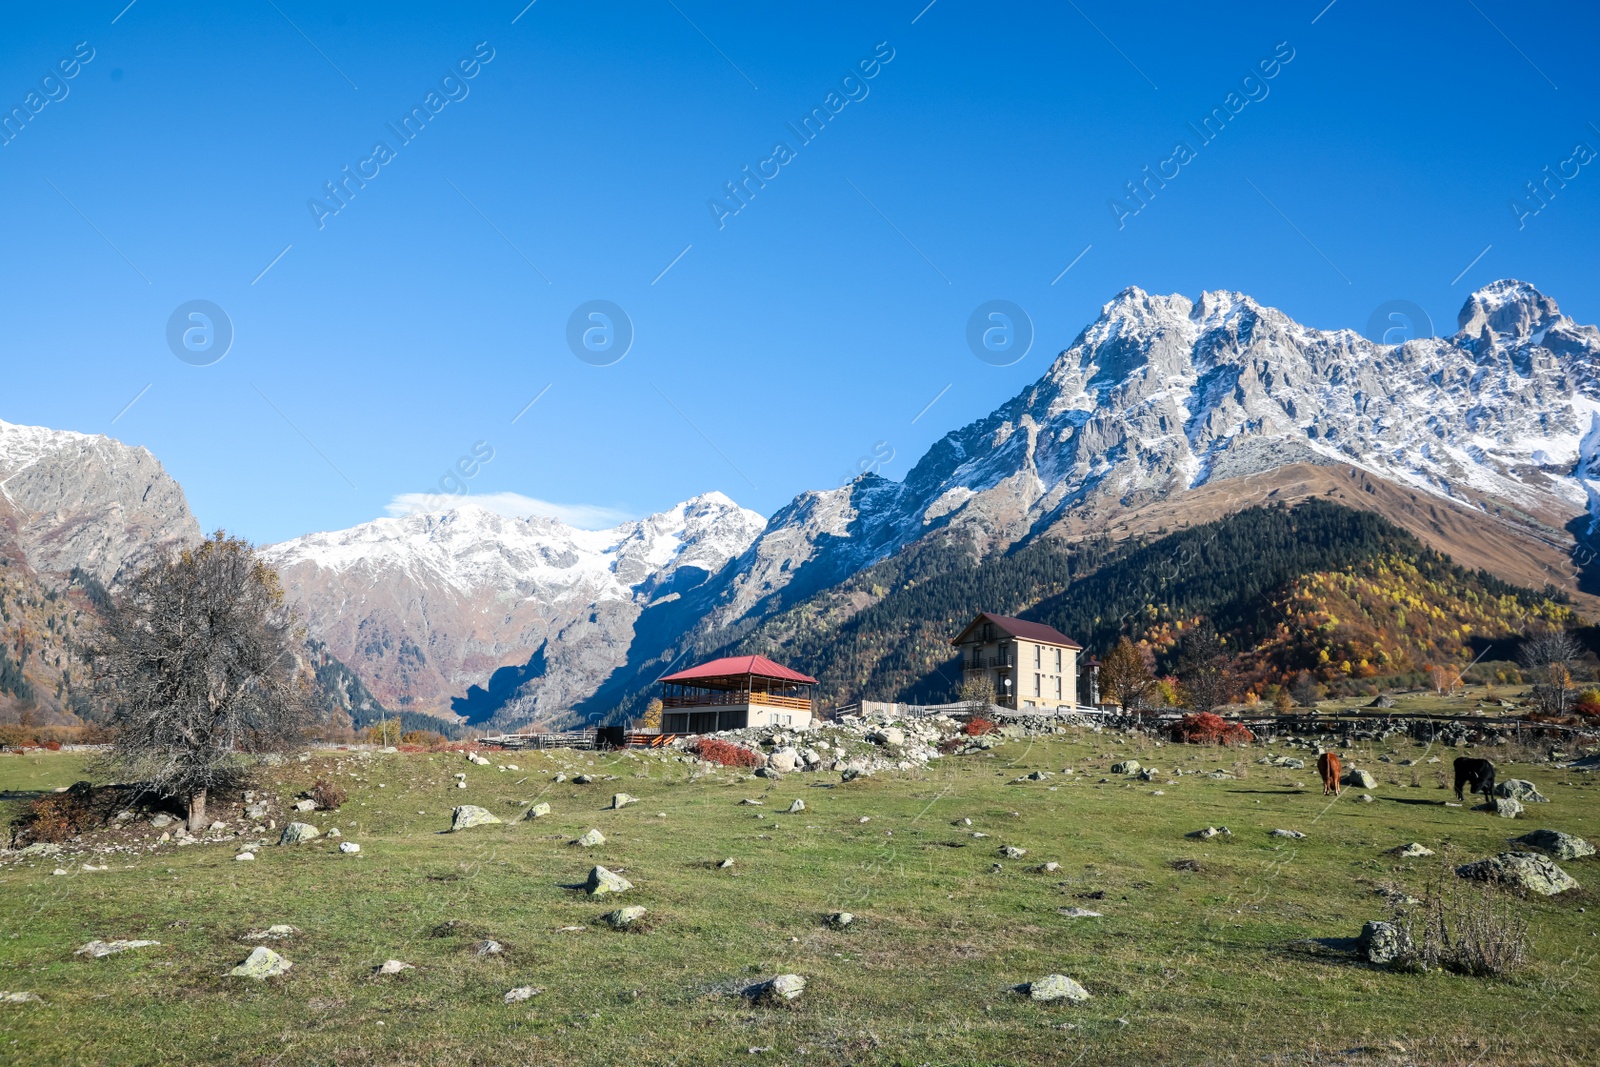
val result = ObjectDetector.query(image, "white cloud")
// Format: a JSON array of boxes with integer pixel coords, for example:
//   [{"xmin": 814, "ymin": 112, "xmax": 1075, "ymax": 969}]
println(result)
[{"xmin": 384, "ymin": 491, "xmax": 635, "ymax": 530}]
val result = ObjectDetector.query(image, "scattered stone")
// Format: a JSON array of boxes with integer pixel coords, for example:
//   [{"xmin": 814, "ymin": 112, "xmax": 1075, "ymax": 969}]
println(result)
[
  {"xmin": 740, "ymin": 799, "xmax": 763, "ymax": 806},
  {"xmin": 787, "ymin": 799, "xmax": 805, "ymax": 814},
  {"xmin": 326, "ymin": 827, "xmax": 341, "ymax": 838},
  {"xmin": 236, "ymin": 852, "xmax": 256, "ymax": 862},
  {"xmin": 504, "ymin": 986, "xmax": 542, "ymax": 1004},
  {"xmin": 767, "ymin": 748, "xmax": 800, "ymax": 773},
  {"xmin": 611, "ymin": 793, "xmax": 638, "ymax": 809},
  {"xmin": 1188, "ymin": 826, "xmax": 1232, "ymax": 840},
  {"xmin": 526, "ymin": 802, "xmax": 552, "ymax": 819},
  {"xmin": 1356, "ymin": 794, "xmax": 1375, "ymax": 803},
  {"xmin": 584, "ymin": 865, "xmax": 633, "ymax": 896},
  {"xmin": 719, "ymin": 858, "xmax": 735, "ymax": 869},
  {"xmin": 1456, "ymin": 851, "xmax": 1579, "ymax": 895},
  {"xmin": 1270, "ymin": 829, "xmax": 1306, "ymax": 839},
  {"xmin": 1513, "ymin": 829, "xmax": 1595, "ymax": 861},
  {"xmin": 574, "ymin": 774, "xmax": 595, "ymax": 785},
  {"xmin": 1343, "ymin": 769, "xmax": 1378, "ymax": 789},
  {"xmin": 1493, "ymin": 797, "xmax": 1524, "ymax": 819},
  {"xmin": 375, "ymin": 959, "xmax": 414, "ymax": 975},
  {"xmin": 1110, "ymin": 760, "xmax": 1141, "ymax": 775},
  {"xmin": 18, "ymin": 842, "xmax": 61, "ymax": 857},
  {"xmin": 1026, "ymin": 974, "xmax": 1091, "ymax": 1002},
  {"xmin": 472, "ymin": 940, "xmax": 505, "ymax": 956},
  {"xmin": 0, "ymin": 992, "xmax": 42, "ymax": 1003},
  {"xmin": 603, "ymin": 906, "xmax": 648, "ymax": 928},
  {"xmin": 1001, "ymin": 845, "xmax": 1027, "ymax": 859},
  {"xmin": 339, "ymin": 842, "xmax": 361, "ymax": 854},
  {"xmin": 1039, "ymin": 861, "xmax": 1061, "ymax": 872},
  {"xmin": 75, "ymin": 939, "xmax": 160, "ymax": 959},
  {"xmin": 449, "ymin": 805, "xmax": 503, "ymax": 832},
  {"xmin": 1390, "ymin": 842, "xmax": 1434, "ymax": 858},
  {"xmin": 826, "ymin": 911, "xmax": 854, "ymax": 929},
  {"xmin": 230, "ymin": 946, "xmax": 292, "ymax": 979},
  {"xmin": 1057, "ymin": 907, "xmax": 1102, "ymax": 918},
  {"xmin": 1358, "ymin": 920, "xmax": 1412, "ymax": 966},
  {"xmin": 554, "ymin": 773, "xmax": 567, "ymax": 783},
  {"xmin": 857, "ymin": 816, "xmax": 870, "ymax": 824},
  {"xmin": 576, "ymin": 829, "xmax": 606, "ymax": 848},
  {"xmin": 1496, "ymin": 779, "xmax": 1550, "ymax": 804},
  {"xmin": 1137, "ymin": 767, "xmax": 1159, "ymax": 781},
  {"xmin": 278, "ymin": 821, "xmax": 321, "ymax": 845},
  {"xmin": 292, "ymin": 799, "xmax": 317, "ymax": 812},
  {"xmin": 149, "ymin": 814, "xmax": 173, "ymax": 829},
  {"xmin": 749, "ymin": 973, "xmax": 806, "ymax": 1004},
  {"xmin": 245, "ymin": 925, "xmax": 299, "ymax": 941}
]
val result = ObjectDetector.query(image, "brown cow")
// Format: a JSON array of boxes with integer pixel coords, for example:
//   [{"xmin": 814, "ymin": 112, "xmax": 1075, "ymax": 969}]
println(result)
[{"xmin": 1318, "ymin": 751, "xmax": 1342, "ymax": 796}]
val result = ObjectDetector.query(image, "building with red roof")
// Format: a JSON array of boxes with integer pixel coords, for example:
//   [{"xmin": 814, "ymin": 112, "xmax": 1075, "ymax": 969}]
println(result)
[
  {"xmin": 952, "ymin": 612, "xmax": 1087, "ymax": 711},
  {"xmin": 658, "ymin": 655, "xmax": 818, "ymax": 734}
]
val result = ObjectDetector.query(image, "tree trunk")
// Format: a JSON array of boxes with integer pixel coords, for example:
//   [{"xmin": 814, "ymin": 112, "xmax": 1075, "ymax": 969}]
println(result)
[{"xmin": 187, "ymin": 789, "xmax": 207, "ymax": 833}]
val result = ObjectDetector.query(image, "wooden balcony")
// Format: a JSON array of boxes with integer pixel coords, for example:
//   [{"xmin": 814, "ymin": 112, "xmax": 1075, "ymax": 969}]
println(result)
[{"xmin": 662, "ymin": 690, "xmax": 813, "ymax": 711}]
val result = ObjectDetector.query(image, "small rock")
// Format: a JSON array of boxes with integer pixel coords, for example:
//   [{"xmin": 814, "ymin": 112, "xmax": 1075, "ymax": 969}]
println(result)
[
  {"xmin": 787, "ymin": 799, "xmax": 805, "ymax": 814},
  {"xmin": 1027, "ymin": 974, "xmax": 1090, "ymax": 1002},
  {"xmin": 292, "ymin": 799, "xmax": 317, "ymax": 812},
  {"xmin": 1057, "ymin": 907, "xmax": 1102, "ymax": 918},
  {"xmin": 719, "ymin": 858, "xmax": 735, "ymax": 868},
  {"xmin": 611, "ymin": 793, "xmax": 638, "ymax": 809},
  {"xmin": 1358, "ymin": 920, "xmax": 1412, "ymax": 966},
  {"xmin": 1390, "ymin": 842, "xmax": 1434, "ymax": 858},
  {"xmin": 0, "ymin": 992, "xmax": 42, "ymax": 1003},
  {"xmin": 576, "ymin": 829, "xmax": 606, "ymax": 848},
  {"xmin": 75, "ymin": 939, "xmax": 160, "ymax": 959},
  {"xmin": 1001, "ymin": 845, "xmax": 1027, "ymax": 859},
  {"xmin": 327, "ymin": 827, "xmax": 341, "ymax": 838},
  {"xmin": 473, "ymin": 940, "xmax": 505, "ymax": 956},
  {"xmin": 826, "ymin": 911, "xmax": 854, "ymax": 928},
  {"xmin": 449, "ymin": 805, "xmax": 503, "ymax": 832},
  {"xmin": 1343, "ymin": 769, "xmax": 1378, "ymax": 789},
  {"xmin": 574, "ymin": 774, "xmax": 595, "ymax": 784},
  {"xmin": 229, "ymin": 946, "xmax": 292, "ymax": 979},
  {"xmin": 584, "ymin": 865, "xmax": 633, "ymax": 896},
  {"xmin": 1495, "ymin": 779, "xmax": 1549, "ymax": 803},
  {"xmin": 504, "ymin": 986, "xmax": 542, "ymax": 1004},
  {"xmin": 235, "ymin": 852, "xmax": 256, "ymax": 862},
  {"xmin": 375, "ymin": 959, "xmax": 414, "ymax": 975},
  {"xmin": 1188, "ymin": 826, "xmax": 1231, "ymax": 840},
  {"xmin": 1493, "ymin": 797, "xmax": 1524, "ymax": 819},
  {"xmin": 149, "ymin": 814, "xmax": 173, "ymax": 829},
  {"xmin": 245, "ymin": 924, "xmax": 299, "ymax": 941},
  {"xmin": 1039, "ymin": 861, "xmax": 1061, "ymax": 872},
  {"xmin": 1110, "ymin": 760, "xmax": 1141, "ymax": 775},
  {"xmin": 750, "ymin": 973, "xmax": 806, "ymax": 1004},
  {"xmin": 603, "ymin": 906, "xmax": 648, "ymax": 928},
  {"xmin": 1356, "ymin": 794, "xmax": 1375, "ymax": 803},
  {"xmin": 339, "ymin": 842, "xmax": 361, "ymax": 854},
  {"xmin": 278, "ymin": 821, "xmax": 321, "ymax": 845},
  {"xmin": 526, "ymin": 802, "xmax": 552, "ymax": 819},
  {"xmin": 1270, "ymin": 828, "xmax": 1306, "ymax": 839}
]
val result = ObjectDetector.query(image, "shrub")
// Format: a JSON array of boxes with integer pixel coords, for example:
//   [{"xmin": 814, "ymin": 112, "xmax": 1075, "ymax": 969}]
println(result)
[
  {"xmin": 963, "ymin": 717, "xmax": 996, "ymax": 737},
  {"xmin": 310, "ymin": 778, "xmax": 348, "ymax": 811},
  {"xmin": 688, "ymin": 737, "xmax": 764, "ymax": 768},
  {"xmin": 1174, "ymin": 712, "xmax": 1254, "ymax": 746},
  {"xmin": 400, "ymin": 730, "xmax": 445, "ymax": 747},
  {"xmin": 1392, "ymin": 867, "xmax": 1530, "ymax": 977},
  {"xmin": 10, "ymin": 781, "xmax": 102, "ymax": 845}
]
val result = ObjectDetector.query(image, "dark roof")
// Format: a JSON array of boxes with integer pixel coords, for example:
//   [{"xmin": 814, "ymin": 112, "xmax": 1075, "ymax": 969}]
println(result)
[
  {"xmin": 951, "ymin": 612, "xmax": 1082, "ymax": 649},
  {"xmin": 659, "ymin": 655, "xmax": 817, "ymax": 685}
]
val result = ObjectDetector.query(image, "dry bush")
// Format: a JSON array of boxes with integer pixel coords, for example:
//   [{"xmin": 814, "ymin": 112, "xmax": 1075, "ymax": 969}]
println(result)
[
  {"xmin": 9, "ymin": 781, "xmax": 113, "ymax": 846},
  {"xmin": 688, "ymin": 737, "xmax": 764, "ymax": 768},
  {"xmin": 310, "ymin": 778, "xmax": 348, "ymax": 811},
  {"xmin": 963, "ymin": 717, "xmax": 997, "ymax": 737},
  {"xmin": 1174, "ymin": 712, "xmax": 1254, "ymax": 746},
  {"xmin": 1393, "ymin": 867, "xmax": 1530, "ymax": 977}
]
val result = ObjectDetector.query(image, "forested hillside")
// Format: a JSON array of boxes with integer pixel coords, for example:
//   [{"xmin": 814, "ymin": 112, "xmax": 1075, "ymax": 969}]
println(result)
[{"xmin": 627, "ymin": 499, "xmax": 1574, "ymax": 716}]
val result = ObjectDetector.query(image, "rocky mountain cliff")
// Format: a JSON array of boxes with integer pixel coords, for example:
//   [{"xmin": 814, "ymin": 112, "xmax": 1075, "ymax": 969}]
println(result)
[
  {"xmin": 261, "ymin": 494, "xmax": 766, "ymax": 726},
  {"xmin": 0, "ymin": 419, "xmax": 201, "ymax": 587}
]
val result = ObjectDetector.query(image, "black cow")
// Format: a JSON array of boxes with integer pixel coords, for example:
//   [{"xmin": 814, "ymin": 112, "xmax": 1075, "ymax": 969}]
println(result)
[{"xmin": 1453, "ymin": 757, "xmax": 1497, "ymax": 802}]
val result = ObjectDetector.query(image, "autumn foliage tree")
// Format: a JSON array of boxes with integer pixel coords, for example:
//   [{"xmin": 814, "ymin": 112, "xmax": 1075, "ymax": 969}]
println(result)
[
  {"xmin": 1098, "ymin": 637, "xmax": 1154, "ymax": 711},
  {"xmin": 92, "ymin": 532, "xmax": 316, "ymax": 832}
]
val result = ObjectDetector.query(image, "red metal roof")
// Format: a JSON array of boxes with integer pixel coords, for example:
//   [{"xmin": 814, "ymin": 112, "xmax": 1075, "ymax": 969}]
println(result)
[
  {"xmin": 951, "ymin": 612, "xmax": 1082, "ymax": 649},
  {"xmin": 659, "ymin": 655, "xmax": 818, "ymax": 685}
]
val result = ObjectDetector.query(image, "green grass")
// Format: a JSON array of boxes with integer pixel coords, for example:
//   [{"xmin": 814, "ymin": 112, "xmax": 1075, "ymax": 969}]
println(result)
[{"xmin": 1, "ymin": 733, "xmax": 1597, "ymax": 1066}]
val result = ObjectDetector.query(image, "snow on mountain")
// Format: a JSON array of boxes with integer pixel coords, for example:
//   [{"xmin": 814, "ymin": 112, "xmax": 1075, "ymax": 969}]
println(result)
[
  {"xmin": 261, "ymin": 492, "xmax": 767, "ymax": 723},
  {"xmin": 698, "ymin": 280, "xmax": 1600, "ymax": 634},
  {"xmin": 0, "ymin": 418, "xmax": 201, "ymax": 585}
]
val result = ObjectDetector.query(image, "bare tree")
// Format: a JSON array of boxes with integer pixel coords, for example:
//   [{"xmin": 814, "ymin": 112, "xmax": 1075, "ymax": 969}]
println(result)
[
  {"xmin": 959, "ymin": 672, "xmax": 997, "ymax": 713},
  {"xmin": 1519, "ymin": 630, "xmax": 1584, "ymax": 717},
  {"xmin": 92, "ymin": 532, "xmax": 316, "ymax": 832},
  {"xmin": 1099, "ymin": 637, "xmax": 1154, "ymax": 712},
  {"xmin": 1176, "ymin": 623, "xmax": 1232, "ymax": 712}
]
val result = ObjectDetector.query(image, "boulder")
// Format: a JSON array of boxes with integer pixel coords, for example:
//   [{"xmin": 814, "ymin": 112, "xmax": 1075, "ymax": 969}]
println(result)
[
  {"xmin": 1110, "ymin": 760, "xmax": 1140, "ymax": 775},
  {"xmin": 1026, "ymin": 974, "xmax": 1090, "ymax": 1002},
  {"xmin": 610, "ymin": 793, "xmax": 638, "ymax": 810},
  {"xmin": 292, "ymin": 799, "xmax": 316, "ymax": 812},
  {"xmin": 750, "ymin": 973, "xmax": 806, "ymax": 1004},
  {"xmin": 526, "ymin": 802, "xmax": 552, "ymax": 819},
  {"xmin": 786, "ymin": 799, "xmax": 806, "ymax": 814},
  {"xmin": 1456, "ymin": 851, "xmax": 1579, "ymax": 895},
  {"xmin": 75, "ymin": 939, "xmax": 160, "ymax": 959},
  {"xmin": 576, "ymin": 829, "xmax": 606, "ymax": 848},
  {"xmin": 869, "ymin": 728, "xmax": 905, "ymax": 747},
  {"xmin": 449, "ymin": 805, "xmax": 503, "ymax": 832},
  {"xmin": 584, "ymin": 865, "xmax": 633, "ymax": 896},
  {"xmin": 230, "ymin": 946, "xmax": 292, "ymax": 979},
  {"xmin": 1495, "ymin": 779, "xmax": 1550, "ymax": 803},
  {"xmin": 768, "ymin": 748, "xmax": 800, "ymax": 773},
  {"xmin": 1512, "ymin": 829, "xmax": 1595, "ymax": 861},
  {"xmin": 1358, "ymin": 920, "xmax": 1412, "ymax": 966},
  {"xmin": 603, "ymin": 906, "xmax": 648, "ymax": 928},
  {"xmin": 278, "ymin": 822, "xmax": 321, "ymax": 845},
  {"xmin": 1343, "ymin": 769, "xmax": 1378, "ymax": 789}
]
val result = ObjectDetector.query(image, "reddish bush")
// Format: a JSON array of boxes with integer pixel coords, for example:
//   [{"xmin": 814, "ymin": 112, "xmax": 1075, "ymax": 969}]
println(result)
[
  {"xmin": 1175, "ymin": 712, "xmax": 1254, "ymax": 746},
  {"xmin": 688, "ymin": 737, "xmax": 764, "ymax": 767},
  {"xmin": 40, "ymin": 740, "xmax": 62, "ymax": 751},
  {"xmin": 10, "ymin": 781, "xmax": 102, "ymax": 845},
  {"xmin": 963, "ymin": 717, "xmax": 997, "ymax": 737},
  {"xmin": 311, "ymin": 778, "xmax": 348, "ymax": 811}
]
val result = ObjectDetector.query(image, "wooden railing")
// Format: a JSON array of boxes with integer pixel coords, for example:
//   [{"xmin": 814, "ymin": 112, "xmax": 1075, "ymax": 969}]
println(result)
[{"xmin": 663, "ymin": 691, "xmax": 813, "ymax": 711}]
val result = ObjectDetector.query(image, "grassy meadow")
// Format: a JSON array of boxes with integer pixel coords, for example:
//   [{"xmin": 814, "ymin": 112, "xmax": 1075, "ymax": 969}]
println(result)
[{"xmin": 1, "ymin": 727, "xmax": 1597, "ymax": 1066}]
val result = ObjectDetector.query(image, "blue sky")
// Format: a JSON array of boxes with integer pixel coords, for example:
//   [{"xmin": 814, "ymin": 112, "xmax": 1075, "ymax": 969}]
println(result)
[{"xmin": 2, "ymin": 1, "xmax": 1597, "ymax": 544}]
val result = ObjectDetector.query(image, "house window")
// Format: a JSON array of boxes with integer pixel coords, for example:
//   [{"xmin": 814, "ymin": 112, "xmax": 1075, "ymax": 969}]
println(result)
[
  {"xmin": 1034, "ymin": 673, "xmax": 1041, "ymax": 696},
  {"xmin": 1034, "ymin": 645, "xmax": 1041, "ymax": 668},
  {"xmin": 1055, "ymin": 648, "xmax": 1062, "ymax": 672},
  {"xmin": 1055, "ymin": 676, "xmax": 1062, "ymax": 700}
]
